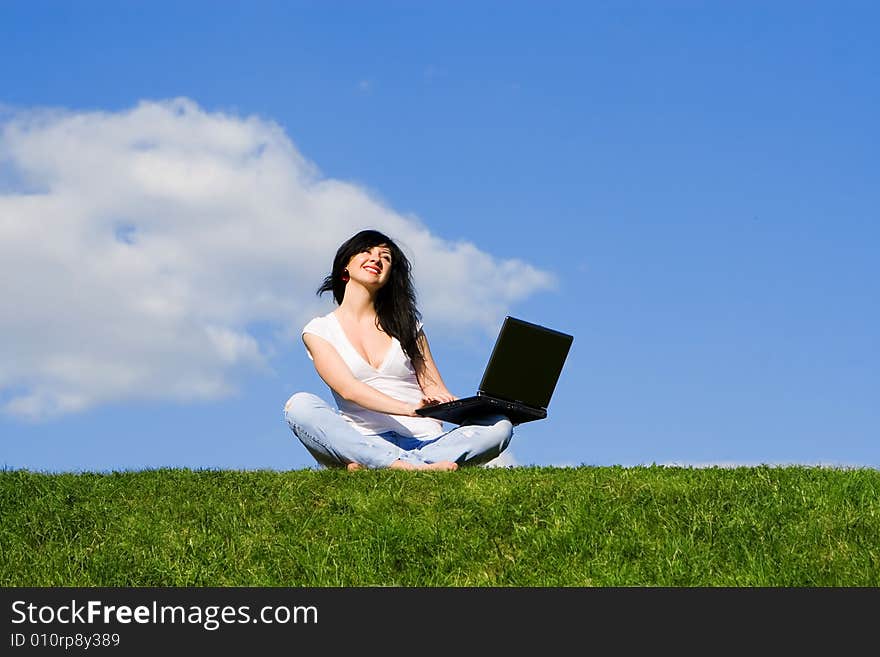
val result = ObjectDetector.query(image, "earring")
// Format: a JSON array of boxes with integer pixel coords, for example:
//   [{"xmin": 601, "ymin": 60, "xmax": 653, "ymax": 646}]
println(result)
[{"xmin": 341, "ymin": 269, "xmax": 350, "ymax": 282}]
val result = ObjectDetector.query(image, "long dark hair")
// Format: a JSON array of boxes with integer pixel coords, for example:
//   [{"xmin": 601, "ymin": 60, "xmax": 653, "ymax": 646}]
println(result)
[{"xmin": 317, "ymin": 229, "xmax": 424, "ymax": 372}]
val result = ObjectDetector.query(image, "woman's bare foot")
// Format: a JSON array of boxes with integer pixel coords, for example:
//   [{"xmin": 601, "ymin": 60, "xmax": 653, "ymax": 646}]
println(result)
[
  {"xmin": 346, "ymin": 462, "xmax": 364, "ymax": 471},
  {"xmin": 422, "ymin": 461, "xmax": 459, "ymax": 471},
  {"xmin": 388, "ymin": 459, "xmax": 458, "ymax": 471}
]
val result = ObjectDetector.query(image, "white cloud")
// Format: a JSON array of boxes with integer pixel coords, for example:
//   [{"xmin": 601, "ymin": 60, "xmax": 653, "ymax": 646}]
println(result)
[{"xmin": 0, "ymin": 98, "xmax": 556, "ymax": 420}]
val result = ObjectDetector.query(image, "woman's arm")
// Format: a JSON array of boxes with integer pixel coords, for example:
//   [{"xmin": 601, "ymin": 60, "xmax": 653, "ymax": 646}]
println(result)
[
  {"xmin": 303, "ymin": 333, "xmax": 419, "ymax": 416},
  {"xmin": 415, "ymin": 329, "xmax": 457, "ymax": 403}
]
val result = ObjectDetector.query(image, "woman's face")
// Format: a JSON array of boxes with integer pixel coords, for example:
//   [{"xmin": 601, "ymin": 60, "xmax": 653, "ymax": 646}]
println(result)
[{"xmin": 345, "ymin": 244, "xmax": 393, "ymax": 288}]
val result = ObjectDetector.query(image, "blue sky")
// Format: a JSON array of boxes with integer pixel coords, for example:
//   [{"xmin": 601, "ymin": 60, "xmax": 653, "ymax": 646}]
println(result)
[{"xmin": 1, "ymin": 1, "xmax": 878, "ymax": 472}]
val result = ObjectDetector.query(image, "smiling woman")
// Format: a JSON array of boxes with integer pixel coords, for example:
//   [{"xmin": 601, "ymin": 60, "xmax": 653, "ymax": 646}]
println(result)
[{"xmin": 283, "ymin": 229, "xmax": 515, "ymax": 471}]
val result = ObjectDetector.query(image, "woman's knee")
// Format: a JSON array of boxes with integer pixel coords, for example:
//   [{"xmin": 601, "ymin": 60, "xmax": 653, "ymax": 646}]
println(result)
[
  {"xmin": 283, "ymin": 391, "xmax": 322, "ymax": 421},
  {"xmin": 469, "ymin": 415, "xmax": 514, "ymax": 450},
  {"xmin": 494, "ymin": 417, "xmax": 514, "ymax": 449},
  {"xmin": 466, "ymin": 417, "xmax": 514, "ymax": 465},
  {"xmin": 480, "ymin": 414, "xmax": 514, "ymax": 442}
]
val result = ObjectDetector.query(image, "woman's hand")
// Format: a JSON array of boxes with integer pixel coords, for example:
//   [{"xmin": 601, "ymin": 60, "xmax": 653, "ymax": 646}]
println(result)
[
  {"xmin": 420, "ymin": 388, "xmax": 457, "ymax": 405},
  {"xmin": 404, "ymin": 391, "xmax": 458, "ymax": 417}
]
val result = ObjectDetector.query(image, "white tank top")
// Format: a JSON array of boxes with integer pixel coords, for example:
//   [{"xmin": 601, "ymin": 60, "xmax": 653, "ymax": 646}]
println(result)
[{"xmin": 302, "ymin": 312, "xmax": 444, "ymax": 438}]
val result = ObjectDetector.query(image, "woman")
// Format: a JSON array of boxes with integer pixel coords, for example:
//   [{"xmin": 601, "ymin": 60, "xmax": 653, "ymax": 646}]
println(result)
[{"xmin": 284, "ymin": 229, "xmax": 514, "ymax": 471}]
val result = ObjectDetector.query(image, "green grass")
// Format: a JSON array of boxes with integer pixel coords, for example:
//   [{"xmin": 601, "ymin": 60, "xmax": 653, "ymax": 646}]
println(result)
[{"xmin": 2, "ymin": 465, "xmax": 878, "ymax": 586}]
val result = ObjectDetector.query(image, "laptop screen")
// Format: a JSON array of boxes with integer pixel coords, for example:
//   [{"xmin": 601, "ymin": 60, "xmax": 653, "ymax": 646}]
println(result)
[{"xmin": 477, "ymin": 316, "xmax": 573, "ymax": 409}]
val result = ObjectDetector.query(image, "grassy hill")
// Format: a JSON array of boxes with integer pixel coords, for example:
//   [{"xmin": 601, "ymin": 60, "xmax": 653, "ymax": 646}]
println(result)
[{"xmin": 2, "ymin": 465, "xmax": 878, "ymax": 586}]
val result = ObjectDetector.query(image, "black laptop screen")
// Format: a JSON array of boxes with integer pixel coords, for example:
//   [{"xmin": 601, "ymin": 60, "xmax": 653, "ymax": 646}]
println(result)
[{"xmin": 477, "ymin": 317, "xmax": 573, "ymax": 409}]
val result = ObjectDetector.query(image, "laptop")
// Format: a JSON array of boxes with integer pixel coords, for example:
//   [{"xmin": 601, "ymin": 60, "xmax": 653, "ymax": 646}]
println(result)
[{"xmin": 415, "ymin": 316, "xmax": 573, "ymax": 426}]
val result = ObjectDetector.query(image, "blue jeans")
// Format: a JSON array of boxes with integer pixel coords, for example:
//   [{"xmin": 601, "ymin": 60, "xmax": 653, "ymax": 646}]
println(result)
[{"xmin": 284, "ymin": 392, "xmax": 514, "ymax": 469}]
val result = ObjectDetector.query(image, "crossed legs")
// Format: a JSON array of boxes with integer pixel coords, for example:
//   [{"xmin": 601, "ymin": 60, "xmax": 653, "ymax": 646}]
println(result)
[{"xmin": 284, "ymin": 392, "xmax": 513, "ymax": 470}]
